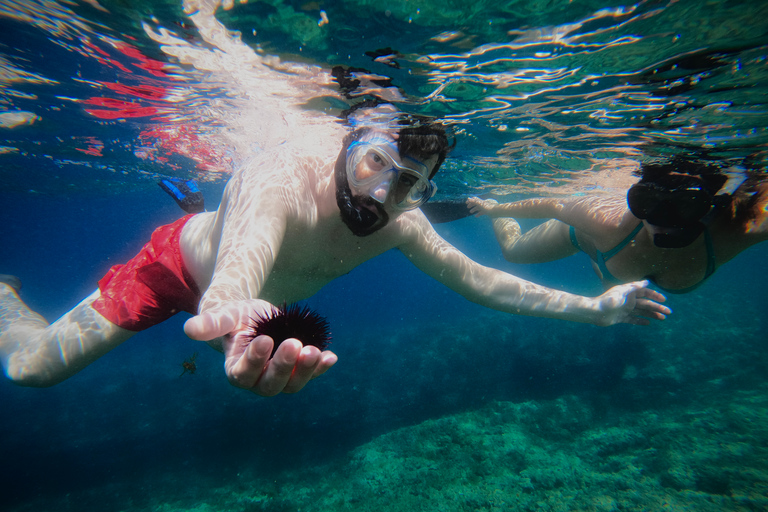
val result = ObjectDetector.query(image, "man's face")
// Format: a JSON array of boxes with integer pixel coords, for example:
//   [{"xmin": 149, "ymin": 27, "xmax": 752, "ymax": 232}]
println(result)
[
  {"xmin": 345, "ymin": 131, "xmax": 437, "ymax": 213},
  {"xmin": 336, "ymin": 130, "xmax": 439, "ymax": 237}
]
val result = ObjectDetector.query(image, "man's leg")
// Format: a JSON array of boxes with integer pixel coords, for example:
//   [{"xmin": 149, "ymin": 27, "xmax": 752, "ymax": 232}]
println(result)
[{"xmin": 0, "ymin": 284, "xmax": 134, "ymax": 386}]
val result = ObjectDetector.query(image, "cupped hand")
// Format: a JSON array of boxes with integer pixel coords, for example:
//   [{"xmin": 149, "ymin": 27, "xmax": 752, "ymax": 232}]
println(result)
[
  {"xmin": 223, "ymin": 332, "xmax": 337, "ymax": 395},
  {"xmin": 594, "ymin": 280, "xmax": 671, "ymax": 326},
  {"xmin": 184, "ymin": 299, "xmax": 337, "ymax": 395}
]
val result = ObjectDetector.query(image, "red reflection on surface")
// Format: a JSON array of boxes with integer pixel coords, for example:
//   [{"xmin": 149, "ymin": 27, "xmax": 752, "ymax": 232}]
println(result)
[
  {"xmin": 78, "ymin": 38, "xmax": 229, "ymax": 175},
  {"xmin": 75, "ymin": 136, "xmax": 104, "ymax": 156},
  {"xmin": 83, "ymin": 97, "xmax": 166, "ymax": 119},
  {"xmin": 102, "ymin": 82, "xmax": 169, "ymax": 100},
  {"xmin": 81, "ymin": 39, "xmax": 174, "ymax": 119},
  {"xmin": 114, "ymin": 41, "xmax": 168, "ymax": 78},
  {"xmin": 139, "ymin": 124, "xmax": 230, "ymax": 175}
]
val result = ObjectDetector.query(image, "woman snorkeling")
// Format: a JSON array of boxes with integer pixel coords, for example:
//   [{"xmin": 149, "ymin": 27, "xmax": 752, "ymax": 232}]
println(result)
[{"xmin": 467, "ymin": 157, "xmax": 768, "ymax": 293}]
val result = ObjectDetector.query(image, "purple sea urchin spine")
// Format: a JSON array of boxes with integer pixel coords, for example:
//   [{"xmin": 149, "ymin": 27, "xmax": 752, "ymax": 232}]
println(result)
[{"xmin": 246, "ymin": 303, "xmax": 331, "ymax": 357}]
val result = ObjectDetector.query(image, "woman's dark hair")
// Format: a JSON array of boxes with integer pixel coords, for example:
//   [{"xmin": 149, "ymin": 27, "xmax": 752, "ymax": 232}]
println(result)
[{"xmin": 635, "ymin": 156, "xmax": 728, "ymax": 195}]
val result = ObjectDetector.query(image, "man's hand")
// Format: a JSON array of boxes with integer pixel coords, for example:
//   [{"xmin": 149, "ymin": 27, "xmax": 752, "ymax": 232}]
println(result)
[
  {"xmin": 222, "ymin": 332, "xmax": 337, "ymax": 395},
  {"xmin": 184, "ymin": 299, "xmax": 337, "ymax": 395},
  {"xmin": 594, "ymin": 280, "xmax": 671, "ymax": 326}
]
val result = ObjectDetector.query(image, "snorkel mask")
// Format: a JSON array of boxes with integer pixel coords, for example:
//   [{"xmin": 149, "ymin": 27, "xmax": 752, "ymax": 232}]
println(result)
[
  {"xmin": 346, "ymin": 137, "xmax": 436, "ymax": 211},
  {"xmin": 627, "ymin": 173, "xmax": 726, "ymax": 248},
  {"xmin": 334, "ymin": 132, "xmax": 436, "ymax": 237}
]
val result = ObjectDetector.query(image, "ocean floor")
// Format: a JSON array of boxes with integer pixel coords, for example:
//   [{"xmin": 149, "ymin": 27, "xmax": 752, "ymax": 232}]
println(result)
[
  {"xmin": 7, "ymin": 297, "xmax": 768, "ymax": 512},
  {"xmin": 10, "ymin": 386, "xmax": 767, "ymax": 512}
]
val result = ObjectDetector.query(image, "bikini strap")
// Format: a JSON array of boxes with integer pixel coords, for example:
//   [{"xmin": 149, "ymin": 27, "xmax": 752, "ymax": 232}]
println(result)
[
  {"xmin": 601, "ymin": 222, "xmax": 644, "ymax": 261},
  {"xmin": 594, "ymin": 222, "xmax": 643, "ymax": 284},
  {"xmin": 569, "ymin": 225, "xmax": 582, "ymax": 251}
]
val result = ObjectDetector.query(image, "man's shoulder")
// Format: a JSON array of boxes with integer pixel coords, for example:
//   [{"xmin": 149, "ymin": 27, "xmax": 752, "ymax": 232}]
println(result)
[
  {"xmin": 390, "ymin": 209, "xmax": 436, "ymax": 241},
  {"xmin": 235, "ymin": 150, "xmax": 329, "ymax": 189}
]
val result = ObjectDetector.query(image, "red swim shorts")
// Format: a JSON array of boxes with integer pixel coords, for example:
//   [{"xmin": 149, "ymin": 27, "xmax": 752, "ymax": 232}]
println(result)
[{"xmin": 92, "ymin": 214, "xmax": 201, "ymax": 331}]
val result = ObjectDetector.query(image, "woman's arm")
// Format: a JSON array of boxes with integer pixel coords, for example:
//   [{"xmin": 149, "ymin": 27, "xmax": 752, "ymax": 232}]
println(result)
[
  {"xmin": 468, "ymin": 196, "xmax": 573, "ymax": 219},
  {"xmin": 467, "ymin": 195, "xmax": 628, "ymax": 238}
]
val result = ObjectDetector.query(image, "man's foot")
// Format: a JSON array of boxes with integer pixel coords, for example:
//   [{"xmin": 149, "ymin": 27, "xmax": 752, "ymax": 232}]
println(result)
[{"xmin": 0, "ymin": 275, "xmax": 22, "ymax": 292}]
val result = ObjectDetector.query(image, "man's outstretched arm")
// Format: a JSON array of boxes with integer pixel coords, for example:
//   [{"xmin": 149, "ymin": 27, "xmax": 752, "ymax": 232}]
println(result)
[
  {"xmin": 182, "ymin": 176, "xmax": 336, "ymax": 396},
  {"xmin": 398, "ymin": 213, "xmax": 670, "ymax": 326}
]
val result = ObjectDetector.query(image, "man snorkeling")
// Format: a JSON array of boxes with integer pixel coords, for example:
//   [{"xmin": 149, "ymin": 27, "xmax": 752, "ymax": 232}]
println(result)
[
  {"xmin": 0, "ymin": 116, "xmax": 670, "ymax": 396},
  {"xmin": 468, "ymin": 157, "xmax": 768, "ymax": 293}
]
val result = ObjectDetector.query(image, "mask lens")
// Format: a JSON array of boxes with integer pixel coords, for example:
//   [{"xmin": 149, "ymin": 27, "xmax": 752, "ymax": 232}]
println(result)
[
  {"xmin": 674, "ymin": 189, "xmax": 712, "ymax": 220},
  {"xmin": 393, "ymin": 172, "xmax": 419, "ymax": 203},
  {"xmin": 628, "ymin": 182, "xmax": 712, "ymax": 227},
  {"xmin": 347, "ymin": 141, "xmax": 435, "ymax": 210},
  {"xmin": 627, "ymin": 184, "xmax": 655, "ymax": 219},
  {"xmin": 390, "ymin": 169, "xmax": 435, "ymax": 210},
  {"xmin": 353, "ymin": 148, "xmax": 388, "ymax": 182}
]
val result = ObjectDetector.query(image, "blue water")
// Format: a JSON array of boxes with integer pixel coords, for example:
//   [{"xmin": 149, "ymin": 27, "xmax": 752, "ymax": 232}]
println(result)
[
  {"xmin": 3, "ymin": 185, "xmax": 767, "ymax": 510},
  {"xmin": 2, "ymin": 0, "xmax": 768, "ymax": 510}
]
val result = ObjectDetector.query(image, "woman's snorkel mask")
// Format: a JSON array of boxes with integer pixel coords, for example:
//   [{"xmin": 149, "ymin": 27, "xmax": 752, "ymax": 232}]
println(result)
[
  {"xmin": 335, "ymin": 130, "xmax": 436, "ymax": 237},
  {"xmin": 627, "ymin": 170, "xmax": 741, "ymax": 248}
]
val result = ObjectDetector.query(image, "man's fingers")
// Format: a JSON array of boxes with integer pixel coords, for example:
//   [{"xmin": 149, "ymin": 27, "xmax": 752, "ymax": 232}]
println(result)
[
  {"xmin": 184, "ymin": 311, "xmax": 236, "ymax": 341},
  {"xmin": 633, "ymin": 287, "xmax": 672, "ymax": 317},
  {"xmin": 635, "ymin": 286, "xmax": 667, "ymax": 304},
  {"xmin": 633, "ymin": 299, "xmax": 669, "ymax": 320},
  {"xmin": 254, "ymin": 339, "xmax": 302, "ymax": 396},
  {"xmin": 226, "ymin": 334, "xmax": 273, "ymax": 388},
  {"xmin": 313, "ymin": 352, "xmax": 338, "ymax": 378},
  {"xmin": 223, "ymin": 334, "xmax": 337, "ymax": 395},
  {"xmin": 281, "ymin": 345, "xmax": 322, "ymax": 394},
  {"xmin": 184, "ymin": 299, "xmax": 275, "ymax": 341}
]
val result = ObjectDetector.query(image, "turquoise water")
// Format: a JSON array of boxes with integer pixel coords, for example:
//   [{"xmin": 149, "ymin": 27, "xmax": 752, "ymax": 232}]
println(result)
[{"xmin": 1, "ymin": 0, "xmax": 767, "ymax": 510}]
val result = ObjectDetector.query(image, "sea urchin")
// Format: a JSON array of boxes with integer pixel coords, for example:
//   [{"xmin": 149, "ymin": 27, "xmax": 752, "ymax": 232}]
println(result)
[{"xmin": 246, "ymin": 303, "xmax": 331, "ymax": 358}]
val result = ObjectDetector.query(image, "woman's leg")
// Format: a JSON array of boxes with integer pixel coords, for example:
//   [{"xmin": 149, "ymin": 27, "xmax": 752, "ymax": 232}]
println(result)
[
  {"xmin": 493, "ymin": 218, "xmax": 579, "ymax": 263},
  {"xmin": 0, "ymin": 284, "xmax": 134, "ymax": 386}
]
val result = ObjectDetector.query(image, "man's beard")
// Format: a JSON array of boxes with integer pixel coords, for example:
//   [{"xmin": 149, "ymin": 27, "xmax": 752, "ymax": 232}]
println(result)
[{"xmin": 334, "ymin": 144, "xmax": 390, "ymax": 237}]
